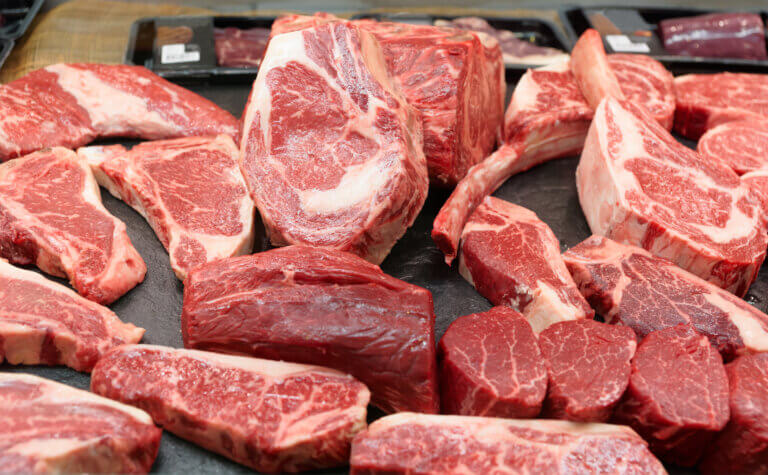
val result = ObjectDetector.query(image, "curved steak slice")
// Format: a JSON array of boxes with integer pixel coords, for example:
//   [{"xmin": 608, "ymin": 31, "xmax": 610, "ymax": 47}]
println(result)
[
  {"xmin": 563, "ymin": 236, "xmax": 768, "ymax": 359},
  {"xmin": 742, "ymin": 168, "xmax": 768, "ymax": 220},
  {"xmin": 438, "ymin": 306, "xmax": 547, "ymax": 418},
  {"xmin": 241, "ymin": 22, "xmax": 427, "ymax": 264},
  {"xmin": 79, "ymin": 135, "xmax": 254, "ymax": 280},
  {"xmin": 181, "ymin": 245, "xmax": 439, "ymax": 415},
  {"xmin": 674, "ymin": 72, "xmax": 768, "ymax": 139},
  {"xmin": 350, "ymin": 413, "xmax": 666, "ymax": 474},
  {"xmin": 0, "ymin": 148, "xmax": 146, "ymax": 304},
  {"xmin": 0, "ymin": 259, "xmax": 144, "ymax": 372},
  {"xmin": 459, "ymin": 197, "xmax": 593, "ymax": 331},
  {"xmin": 697, "ymin": 120, "xmax": 768, "ymax": 175},
  {"xmin": 576, "ymin": 97, "xmax": 767, "ymax": 296},
  {"xmin": 91, "ymin": 345, "xmax": 369, "ymax": 473},
  {"xmin": 0, "ymin": 64, "xmax": 238, "ymax": 160},
  {"xmin": 0, "ymin": 373, "xmax": 161, "ymax": 473}
]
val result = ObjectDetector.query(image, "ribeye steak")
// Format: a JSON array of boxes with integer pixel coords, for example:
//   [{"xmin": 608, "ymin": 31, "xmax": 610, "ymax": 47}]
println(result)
[
  {"xmin": 576, "ymin": 97, "xmax": 767, "ymax": 296},
  {"xmin": 438, "ymin": 306, "xmax": 547, "ymax": 418},
  {"xmin": 0, "ymin": 373, "xmax": 161, "ymax": 473},
  {"xmin": 350, "ymin": 413, "xmax": 665, "ymax": 474},
  {"xmin": 458, "ymin": 197, "xmax": 593, "ymax": 332},
  {"xmin": 0, "ymin": 63, "xmax": 238, "ymax": 160},
  {"xmin": 697, "ymin": 120, "xmax": 768, "ymax": 175},
  {"xmin": 79, "ymin": 135, "xmax": 254, "ymax": 280},
  {"xmin": 613, "ymin": 324, "xmax": 729, "ymax": 467},
  {"xmin": 674, "ymin": 72, "xmax": 768, "ymax": 139},
  {"xmin": 0, "ymin": 148, "xmax": 146, "ymax": 304},
  {"xmin": 240, "ymin": 21, "xmax": 427, "ymax": 264},
  {"xmin": 0, "ymin": 259, "xmax": 144, "ymax": 372},
  {"xmin": 181, "ymin": 245, "xmax": 439, "ymax": 415},
  {"xmin": 91, "ymin": 345, "xmax": 369, "ymax": 473}
]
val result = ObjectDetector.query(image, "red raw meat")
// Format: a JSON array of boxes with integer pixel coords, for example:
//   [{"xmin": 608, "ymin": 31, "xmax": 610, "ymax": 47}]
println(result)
[
  {"xmin": 697, "ymin": 120, "xmax": 768, "ymax": 175},
  {"xmin": 181, "ymin": 245, "xmax": 439, "ymax": 415},
  {"xmin": 92, "ymin": 345, "xmax": 369, "ymax": 472},
  {"xmin": 539, "ymin": 319, "xmax": 636, "ymax": 422},
  {"xmin": 0, "ymin": 64, "xmax": 238, "ymax": 160},
  {"xmin": 613, "ymin": 324, "xmax": 729, "ymax": 466},
  {"xmin": 214, "ymin": 27, "xmax": 270, "ymax": 67},
  {"xmin": 438, "ymin": 306, "xmax": 547, "ymax": 418}
]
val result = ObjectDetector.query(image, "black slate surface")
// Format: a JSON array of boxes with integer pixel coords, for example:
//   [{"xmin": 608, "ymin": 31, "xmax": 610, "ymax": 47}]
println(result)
[{"xmin": 3, "ymin": 80, "xmax": 762, "ymax": 475}]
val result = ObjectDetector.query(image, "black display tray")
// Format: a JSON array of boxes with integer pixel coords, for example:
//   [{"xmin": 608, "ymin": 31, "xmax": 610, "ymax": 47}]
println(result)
[
  {"xmin": 2, "ymin": 81, "xmax": 755, "ymax": 475},
  {"xmin": 0, "ymin": 0, "xmax": 43, "ymax": 40},
  {"xmin": 0, "ymin": 39, "xmax": 14, "ymax": 70},
  {"xmin": 560, "ymin": 6, "xmax": 768, "ymax": 74},
  {"xmin": 125, "ymin": 15, "xmax": 275, "ymax": 81},
  {"xmin": 351, "ymin": 11, "xmax": 572, "ymax": 83}
]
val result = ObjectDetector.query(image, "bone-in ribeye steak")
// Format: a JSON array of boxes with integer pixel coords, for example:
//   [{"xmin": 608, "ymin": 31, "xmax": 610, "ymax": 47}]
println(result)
[
  {"xmin": 438, "ymin": 306, "xmax": 547, "ymax": 418},
  {"xmin": 271, "ymin": 13, "xmax": 506, "ymax": 187},
  {"xmin": 0, "ymin": 373, "xmax": 161, "ymax": 473},
  {"xmin": 350, "ymin": 413, "xmax": 666, "ymax": 474},
  {"xmin": 79, "ymin": 135, "xmax": 254, "ymax": 280},
  {"xmin": 697, "ymin": 120, "xmax": 768, "ymax": 175},
  {"xmin": 91, "ymin": 345, "xmax": 369, "ymax": 472},
  {"xmin": 0, "ymin": 259, "xmax": 144, "ymax": 372},
  {"xmin": 576, "ymin": 97, "xmax": 767, "ymax": 297},
  {"xmin": 458, "ymin": 197, "xmax": 593, "ymax": 332},
  {"xmin": 240, "ymin": 22, "xmax": 428, "ymax": 264},
  {"xmin": 539, "ymin": 319, "xmax": 636, "ymax": 422},
  {"xmin": 674, "ymin": 72, "xmax": 768, "ymax": 139},
  {"xmin": 0, "ymin": 148, "xmax": 146, "ymax": 304},
  {"xmin": 181, "ymin": 245, "xmax": 439, "ymax": 415},
  {"xmin": 431, "ymin": 53, "xmax": 674, "ymax": 263},
  {"xmin": 0, "ymin": 64, "xmax": 238, "ymax": 160},
  {"xmin": 613, "ymin": 324, "xmax": 729, "ymax": 467},
  {"xmin": 564, "ymin": 236, "xmax": 768, "ymax": 359}
]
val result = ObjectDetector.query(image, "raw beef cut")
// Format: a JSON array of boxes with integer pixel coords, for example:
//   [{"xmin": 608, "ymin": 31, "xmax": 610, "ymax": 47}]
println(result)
[
  {"xmin": 576, "ymin": 96, "xmax": 767, "ymax": 297},
  {"xmin": 432, "ymin": 53, "xmax": 674, "ymax": 263},
  {"xmin": 271, "ymin": 12, "xmax": 506, "ymax": 187},
  {"xmin": 0, "ymin": 259, "xmax": 144, "ymax": 372},
  {"xmin": 214, "ymin": 27, "xmax": 270, "ymax": 67},
  {"xmin": 0, "ymin": 373, "xmax": 161, "ymax": 473},
  {"xmin": 742, "ymin": 168, "xmax": 768, "ymax": 219},
  {"xmin": 79, "ymin": 135, "xmax": 254, "ymax": 280},
  {"xmin": 569, "ymin": 29, "xmax": 625, "ymax": 110},
  {"xmin": 697, "ymin": 120, "xmax": 768, "ymax": 175},
  {"xmin": 458, "ymin": 197, "xmax": 593, "ymax": 332},
  {"xmin": 181, "ymin": 245, "xmax": 439, "ymax": 415},
  {"xmin": 350, "ymin": 413, "xmax": 666, "ymax": 474},
  {"xmin": 438, "ymin": 306, "xmax": 547, "ymax": 418},
  {"xmin": 613, "ymin": 324, "xmax": 729, "ymax": 467},
  {"xmin": 563, "ymin": 236, "xmax": 768, "ymax": 359},
  {"xmin": 660, "ymin": 13, "xmax": 767, "ymax": 60},
  {"xmin": 91, "ymin": 345, "xmax": 369, "ymax": 472},
  {"xmin": 240, "ymin": 21, "xmax": 428, "ymax": 264},
  {"xmin": 539, "ymin": 319, "xmax": 636, "ymax": 422},
  {"xmin": 0, "ymin": 63, "xmax": 238, "ymax": 160},
  {"xmin": 674, "ymin": 72, "xmax": 768, "ymax": 139},
  {"xmin": 699, "ymin": 352, "xmax": 768, "ymax": 473},
  {"xmin": 0, "ymin": 148, "xmax": 146, "ymax": 304}
]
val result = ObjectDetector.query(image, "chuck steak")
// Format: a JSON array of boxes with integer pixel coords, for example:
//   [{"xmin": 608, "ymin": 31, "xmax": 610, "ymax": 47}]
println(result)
[
  {"xmin": 79, "ymin": 135, "xmax": 254, "ymax": 280},
  {"xmin": 563, "ymin": 236, "xmax": 768, "ymax": 359},
  {"xmin": 699, "ymin": 352, "xmax": 768, "ymax": 473},
  {"xmin": 91, "ymin": 345, "xmax": 369, "ymax": 473},
  {"xmin": 697, "ymin": 120, "xmax": 768, "ymax": 175},
  {"xmin": 576, "ymin": 97, "xmax": 767, "ymax": 296},
  {"xmin": 0, "ymin": 259, "xmax": 144, "ymax": 372},
  {"xmin": 0, "ymin": 64, "xmax": 238, "ymax": 160},
  {"xmin": 0, "ymin": 148, "xmax": 146, "ymax": 304},
  {"xmin": 613, "ymin": 324, "xmax": 729, "ymax": 467},
  {"xmin": 438, "ymin": 306, "xmax": 547, "ymax": 418},
  {"xmin": 539, "ymin": 319, "xmax": 636, "ymax": 422},
  {"xmin": 240, "ymin": 22, "xmax": 428, "ymax": 264},
  {"xmin": 0, "ymin": 373, "xmax": 161, "ymax": 473},
  {"xmin": 350, "ymin": 413, "xmax": 665, "ymax": 474},
  {"xmin": 458, "ymin": 197, "xmax": 593, "ymax": 332},
  {"xmin": 181, "ymin": 245, "xmax": 439, "ymax": 415},
  {"xmin": 674, "ymin": 72, "xmax": 768, "ymax": 139}
]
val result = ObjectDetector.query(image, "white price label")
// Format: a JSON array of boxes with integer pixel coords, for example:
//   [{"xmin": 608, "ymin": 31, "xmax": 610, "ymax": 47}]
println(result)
[
  {"xmin": 160, "ymin": 43, "xmax": 200, "ymax": 64},
  {"xmin": 605, "ymin": 35, "xmax": 650, "ymax": 54}
]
